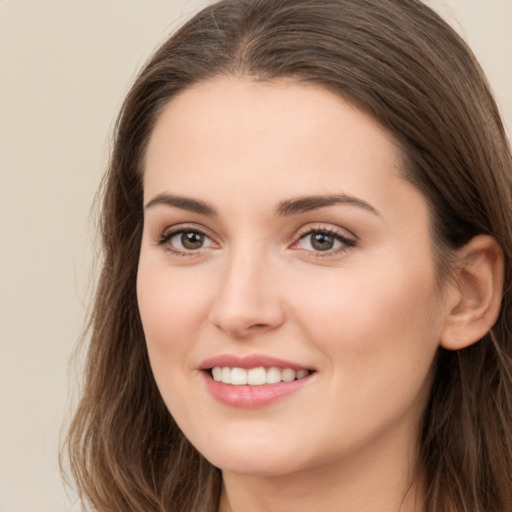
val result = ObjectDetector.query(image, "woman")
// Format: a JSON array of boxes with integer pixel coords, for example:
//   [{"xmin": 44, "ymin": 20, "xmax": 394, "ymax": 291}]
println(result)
[{"xmin": 65, "ymin": 0, "xmax": 512, "ymax": 511}]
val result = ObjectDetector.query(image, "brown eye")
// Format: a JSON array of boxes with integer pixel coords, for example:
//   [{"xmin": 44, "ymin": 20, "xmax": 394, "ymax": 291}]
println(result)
[
  {"xmin": 295, "ymin": 229, "xmax": 355, "ymax": 254},
  {"xmin": 181, "ymin": 231, "xmax": 205, "ymax": 250},
  {"xmin": 162, "ymin": 229, "xmax": 215, "ymax": 253},
  {"xmin": 310, "ymin": 233, "xmax": 335, "ymax": 251}
]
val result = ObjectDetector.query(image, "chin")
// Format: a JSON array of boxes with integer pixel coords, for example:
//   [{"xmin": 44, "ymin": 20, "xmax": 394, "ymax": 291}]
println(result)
[
  {"xmin": 193, "ymin": 432, "xmax": 307, "ymax": 477},
  {"xmin": 210, "ymin": 454, "xmax": 303, "ymax": 478}
]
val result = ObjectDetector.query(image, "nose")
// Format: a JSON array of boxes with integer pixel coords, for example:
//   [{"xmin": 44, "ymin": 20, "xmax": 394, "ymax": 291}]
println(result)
[{"xmin": 209, "ymin": 250, "xmax": 285, "ymax": 339}]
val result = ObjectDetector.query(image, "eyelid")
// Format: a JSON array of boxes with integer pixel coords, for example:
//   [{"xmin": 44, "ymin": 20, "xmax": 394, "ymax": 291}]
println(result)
[
  {"xmin": 293, "ymin": 222, "xmax": 357, "ymax": 241},
  {"xmin": 290, "ymin": 224, "xmax": 357, "ymax": 256},
  {"xmin": 156, "ymin": 223, "xmax": 219, "ymax": 255}
]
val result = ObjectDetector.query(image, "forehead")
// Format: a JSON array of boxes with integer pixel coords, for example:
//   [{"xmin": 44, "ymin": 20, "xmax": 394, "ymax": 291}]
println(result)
[
  {"xmin": 142, "ymin": 76, "xmax": 436, "ymax": 243},
  {"xmin": 146, "ymin": 77, "xmax": 399, "ymax": 156},
  {"xmin": 144, "ymin": 76, "xmax": 404, "ymax": 199}
]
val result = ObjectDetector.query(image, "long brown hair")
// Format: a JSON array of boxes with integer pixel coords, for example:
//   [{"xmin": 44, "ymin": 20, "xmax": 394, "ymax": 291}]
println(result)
[{"xmin": 64, "ymin": 1, "xmax": 512, "ymax": 511}]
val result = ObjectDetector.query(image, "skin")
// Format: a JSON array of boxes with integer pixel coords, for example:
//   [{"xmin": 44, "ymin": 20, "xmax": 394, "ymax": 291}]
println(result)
[{"xmin": 137, "ymin": 77, "xmax": 457, "ymax": 512}]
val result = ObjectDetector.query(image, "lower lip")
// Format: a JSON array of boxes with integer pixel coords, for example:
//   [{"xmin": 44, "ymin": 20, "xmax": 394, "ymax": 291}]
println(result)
[{"xmin": 202, "ymin": 372, "xmax": 313, "ymax": 408}]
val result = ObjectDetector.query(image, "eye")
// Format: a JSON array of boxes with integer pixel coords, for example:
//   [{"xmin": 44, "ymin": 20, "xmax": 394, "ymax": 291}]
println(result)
[
  {"xmin": 300, "ymin": 232, "xmax": 338, "ymax": 251},
  {"xmin": 172, "ymin": 231, "xmax": 207, "ymax": 250},
  {"xmin": 294, "ymin": 228, "xmax": 356, "ymax": 254},
  {"xmin": 157, "ymin": 227, "xmax": 216, "ymax": 254}
]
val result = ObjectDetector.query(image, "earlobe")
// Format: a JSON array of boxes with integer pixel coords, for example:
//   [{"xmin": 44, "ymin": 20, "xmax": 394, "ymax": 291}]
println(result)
[{"xmin": 440, "ymin": 235, "xmax": 504, "ymax": 351}]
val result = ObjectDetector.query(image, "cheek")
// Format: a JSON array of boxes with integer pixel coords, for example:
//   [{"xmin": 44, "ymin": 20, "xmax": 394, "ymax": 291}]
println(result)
[
  {"xmin": 136, "ymin": 256, "xmax": 211, "ymax": 370},
  {"xmin": 288, "ymin": 265, "xmax": 442, "ymax": 449},
  {"xmin": 290, "ymin": 253, "xmax": 443, "ymax": 381},
  {"xmin": 136, "ymin": 259, "xmax": 212, "ymax": 424}
]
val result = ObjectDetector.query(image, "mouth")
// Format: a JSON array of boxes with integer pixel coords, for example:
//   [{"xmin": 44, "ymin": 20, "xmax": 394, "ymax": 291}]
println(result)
[
  {"xmin": 199, "ymin": 355, "xmax": 315, "ymax": 407},
  {"xmin": 201, "ymin": 364, "xmax": 315, "ymax": 408},
  {"xmin": 208, "ymin": 366, "xmax": 312, "ymax": 386}
]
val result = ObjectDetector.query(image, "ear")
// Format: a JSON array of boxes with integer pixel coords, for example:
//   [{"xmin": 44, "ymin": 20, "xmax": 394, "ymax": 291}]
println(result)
[{"xmin": 440, "ymin": 235, "xmax": 504, "ymax": 351}]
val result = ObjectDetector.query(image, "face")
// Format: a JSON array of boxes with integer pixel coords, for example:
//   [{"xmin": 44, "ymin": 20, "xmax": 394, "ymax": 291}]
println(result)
[{"xmin": 137, "ymin": 77, "xmax": 450, "ymax": 478}]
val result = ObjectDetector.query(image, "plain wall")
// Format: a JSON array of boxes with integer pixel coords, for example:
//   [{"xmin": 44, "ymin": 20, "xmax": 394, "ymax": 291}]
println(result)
[{"xmin": 0, "ymin": 1, "xmax": 510, "ymax": 511}]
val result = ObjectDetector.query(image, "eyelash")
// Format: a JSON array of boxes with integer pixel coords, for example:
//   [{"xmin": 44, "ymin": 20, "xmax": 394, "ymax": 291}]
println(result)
[
  {"xmin": 293, "ymin": 227, "xmax": 357, "ymax": 257},
  {"xmin": 156, "ymin": 226, "xmax": 214, "ymax": 257},
  {"xmin": 156, "ymin": 225, "xmax": 357, "ymax": 257}
]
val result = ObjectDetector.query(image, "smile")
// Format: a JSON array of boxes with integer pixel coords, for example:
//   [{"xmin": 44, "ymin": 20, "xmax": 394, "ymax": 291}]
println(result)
[
  {"xmin": 211, "ymin": 366, "xmax": 311, "ymax": 385},
  {"xmin": 199, "ymin": 355, "xmax": 315, "ymax": 407}
]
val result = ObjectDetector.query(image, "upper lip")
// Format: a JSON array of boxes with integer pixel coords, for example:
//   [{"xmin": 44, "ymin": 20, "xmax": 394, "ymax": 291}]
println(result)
[{"xmin": 199, "ymin": 354, "xmax": 313, "ymax": 371}]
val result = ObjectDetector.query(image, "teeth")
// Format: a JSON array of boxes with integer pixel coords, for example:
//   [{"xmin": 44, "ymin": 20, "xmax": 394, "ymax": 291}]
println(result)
[
  {"xmin": 211, "ymin": 366, "xmax": 311, "ymax": 385},
  {"xmin": 212, "ymin": 367, "xmax": 222, "ymax": 381},
  {"xmin": 296, "ymin": 369, "xmax": 308, "ymax": 379},
  {"xmin": 247, "ymin": 367, "xmax": 267, "ymax": 385},
  {"xmin": 221, "ymin": 367, "xmax": 231, "ymax": 384},
  {"xmin": 230, "ymin": 367, "xmax": 247, "ymax": 385},
  {"xmin": 266, "ymin": 367, "xmax": 281, "ymax": 384},
  {"xmin": 281, "ymin": 368, "xmax": 296, "ymax": 382}
]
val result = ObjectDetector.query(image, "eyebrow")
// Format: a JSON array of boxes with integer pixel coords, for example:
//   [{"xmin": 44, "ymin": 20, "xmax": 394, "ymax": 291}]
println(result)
[
  {"xmin": 275, "ymin": 194, "xmax": 379, "ymax": 217},
  {"xmin": 144, "ymin": 192, "xmax": 379, "ymax": 217},
  {"xmin": 145, "ymin": 193, "xmax": 217, "ymax": 216}
]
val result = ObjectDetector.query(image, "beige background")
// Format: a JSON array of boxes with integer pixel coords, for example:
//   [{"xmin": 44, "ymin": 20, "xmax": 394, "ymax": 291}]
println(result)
[{"xmin": 0, "ymin": 1, "xmax": 510, "ymax": 511}]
